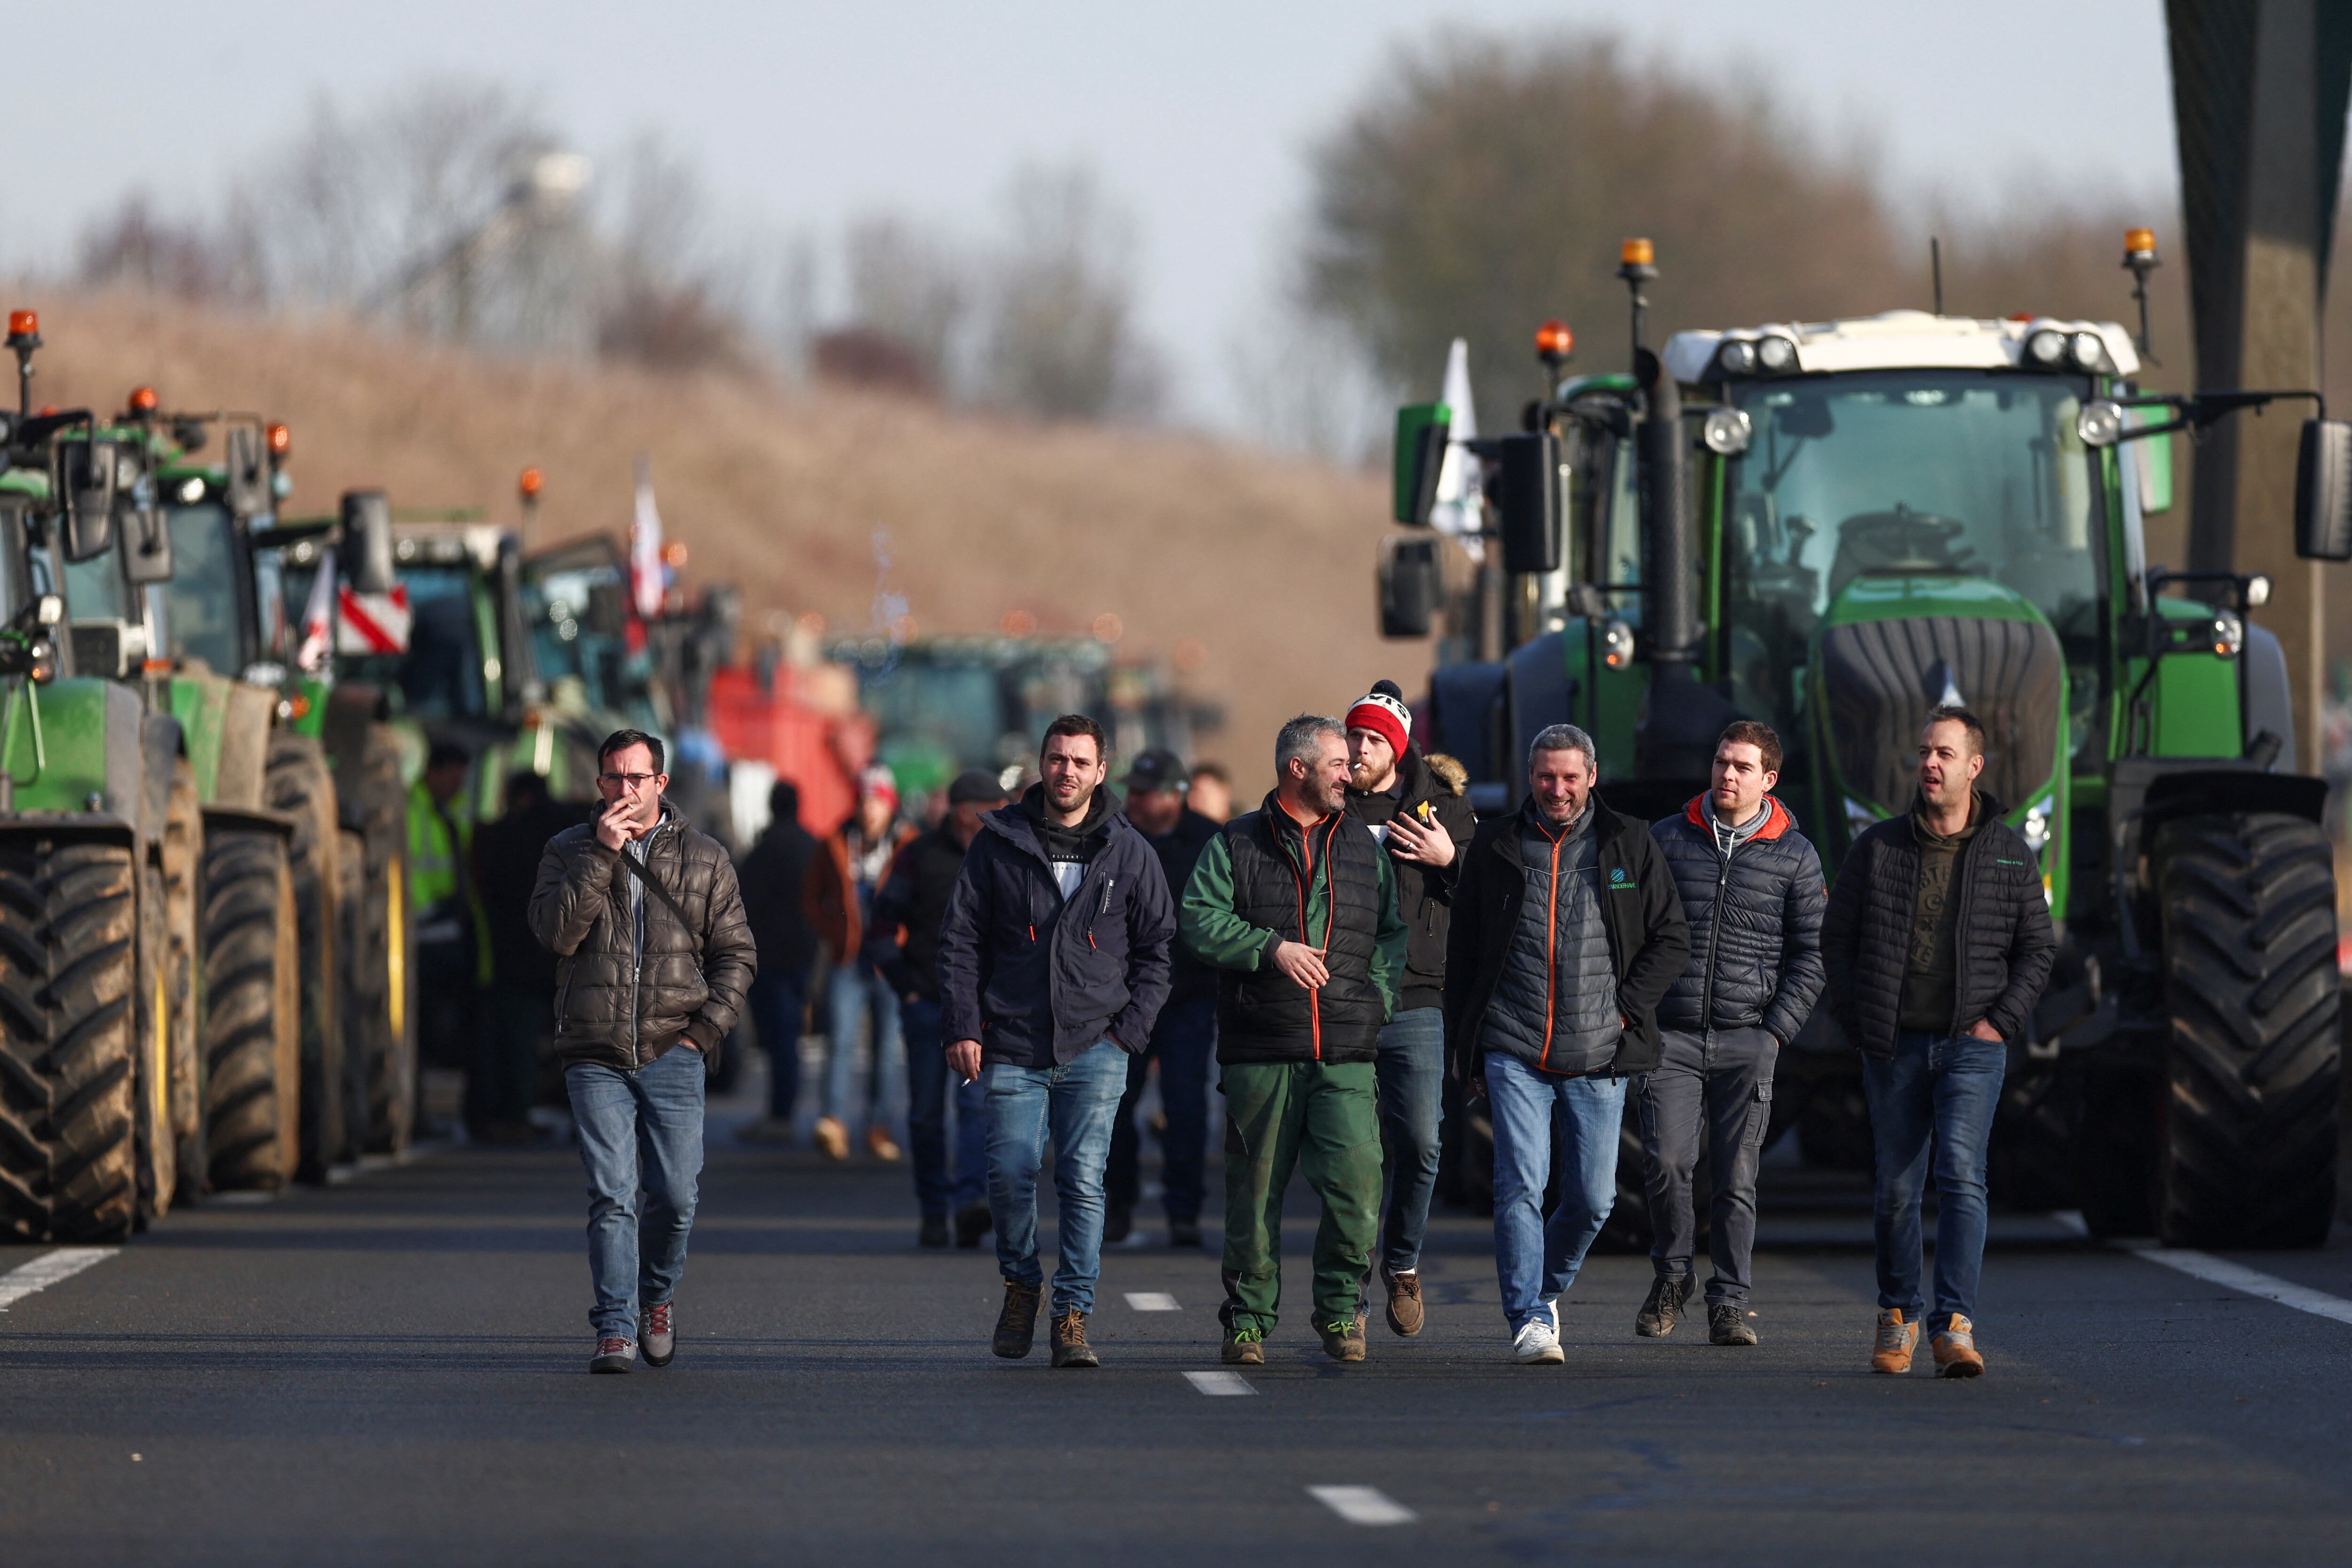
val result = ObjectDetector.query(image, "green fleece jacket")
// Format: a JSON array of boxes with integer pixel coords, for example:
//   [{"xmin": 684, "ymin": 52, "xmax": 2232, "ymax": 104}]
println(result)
[{"xmin": 1178, "ymin": 819, "xmax": 1409, "ymax": 1018}]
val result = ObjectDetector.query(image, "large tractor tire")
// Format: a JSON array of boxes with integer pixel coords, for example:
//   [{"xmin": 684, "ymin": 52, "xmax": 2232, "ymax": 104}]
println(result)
[
  {"xmin": 132, "ymin": 858, "xmax": 175, "ymax": 1222},
  {"xmin": 202, "ymin": 826, "xmax": 301, "ymax": 1192},
  {"xmin": 267, "ymin": 733, "xmax": 346, "ymax": 1180},
  {"xmin": 336, "ymin": 721, "xmax": 414, "ymax": 1154},
  {"xmin": 2153, "ymin": 811, "xmax": 2341, "ymax": 1247},
  {"xmin": 163, "ymin": 759, "xmax": 204, "ymax": 1191},
  {"xmin": 0, "ymin": 836, "xmax": 141, "ymax": 1243}
]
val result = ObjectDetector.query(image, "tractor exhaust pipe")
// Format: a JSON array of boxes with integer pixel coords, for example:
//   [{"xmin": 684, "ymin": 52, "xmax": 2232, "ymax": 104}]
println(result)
[{"xmin": 1636, "ymin": 345, "xmax": 1697, "ymax": 667}]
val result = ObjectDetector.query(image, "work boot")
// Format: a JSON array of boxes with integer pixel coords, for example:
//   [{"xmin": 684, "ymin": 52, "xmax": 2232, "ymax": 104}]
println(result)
[
  {"xmin": 589, "ymin": 1337, "xmax": 635, "ymax": 1374},
  {"xmin": 1708, "ymin": 1304, "xmax": 1757, "ymax": 1346},
  {"xmin": 992, "ymin": 1282, "xmax": 1042, "ymax": 1359},
  {"xmin": 954, "ymin": 1201, "xmax": 992, "ymax": 1250},
  {"xmin": 1381, "ymin": 1265, "xmax": 1425, "ymax": 1337},
  {"xmin": 918, "ymin": 1214, "xmax": 950, "ymax": 1248},
  {"xmin": 1168, "ymin": 1218, "xmax": 1202, "ymax": 1249},
  {"xmin": 865, "ymin": 1124, "xmax": 901, "ymax": 1162},
  {"xmin": 1931, "ymin": 1313, "xmax": 1986, "ymax": 1378},
  {"xmin": 1319, "ymin": 1310, "xmax": 1368, "ymax": 1363},
  {"xmin": 1222, "ymin": 1326, "xmax": 1265, "ymax": 1366},
  {"xmin": 1049, "ymin": 1310, "xmax": 1098, "ymax": 1369},
  {"xmin": 812, "ymin": 1115, "xmax": 850, "ymax": 1161},
  {"xmin": 1635, "ymin": 1274, "xmax": 1692, "ymax": 1337},
  {"xmin": 641, "ymin": 1302, "xmax": 676, "ymax": 1367},
  {"xmin": 1104, "ymin": 1203, "xmax": 1133, "ymax": 1245},
  {"xmin": 1870, "ymin": 1308, "xmax": 1918, "ymax": 1375}
]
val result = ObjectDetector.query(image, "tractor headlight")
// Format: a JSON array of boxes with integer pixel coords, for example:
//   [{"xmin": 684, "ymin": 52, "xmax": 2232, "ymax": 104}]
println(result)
[
  {"xmin": 2077, "ymin": 400, "xmax": 2125, "ymax": 447},
  {"xmin": 2021, "ymin": 796, "xmax": 2054, "ymax": 857},
  {"xmin": 1713, "ymin": 338, "xmax": 1756, "ymax": 377},
  {"xmin": 176, "ymin": 476, "xmax": 206, "ymax": 503},
  {"xmin": 1702, "ymin": 407, "xmax": 1753, "ymax": 455},
  {"xmin": 1600, "ymin": 618, "xmax": 1635, "ymax": 669},
  {"xmin": 2025, "ymin": 329, "xmax": 2067, "ymax": 366},
  {"xmin": 1756, "ymin": 334, "xmax": 1799, "ymax": 373},
  {"xmin": 2212, "ymin": 610, "xmax": 2244, "ymax": 658},
  {"xmin": 2068, "ymin": 331, "xmax": 2107, "ymax": 371}
]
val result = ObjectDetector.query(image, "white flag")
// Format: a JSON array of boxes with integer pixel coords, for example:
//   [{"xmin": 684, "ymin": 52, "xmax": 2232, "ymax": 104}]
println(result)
[
  {"xmin": 1429, "ymin": 338, "xmax": 1485, "ymax": 559},
  {"xmin": 630, "ymin": 452, "xmax": 665, "ymax": 620}
]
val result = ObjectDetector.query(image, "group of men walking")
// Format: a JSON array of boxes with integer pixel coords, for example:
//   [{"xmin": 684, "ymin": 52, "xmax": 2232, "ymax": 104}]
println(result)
[{"xmin": 526, "ymin": 691, "xmax": 2053, "ymax": 1383}]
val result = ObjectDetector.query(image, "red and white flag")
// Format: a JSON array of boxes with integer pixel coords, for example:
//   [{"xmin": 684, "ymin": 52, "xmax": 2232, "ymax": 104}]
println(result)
[
  {"xmin": 630, "ymin": 453, "xmax": 665, "ymax": 621},
  {"xmin": 336, "ymin": 583, "xmax": 412, "ymax": 655}
]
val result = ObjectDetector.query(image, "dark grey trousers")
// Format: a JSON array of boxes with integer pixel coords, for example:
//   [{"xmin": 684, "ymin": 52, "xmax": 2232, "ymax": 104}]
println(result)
[{"xmin": 1636, "ymin": 1027, "xmax": 1777, "ymax": 1306}]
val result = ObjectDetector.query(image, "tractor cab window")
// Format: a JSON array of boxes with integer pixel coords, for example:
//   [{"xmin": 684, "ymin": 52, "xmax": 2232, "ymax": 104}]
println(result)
[
  {"xmin": 162, "ymin": 502, "xmax": 245, "ymax": 674},
  {"xmin": 1568, "ymin": 419, "xmax": 1643, "ymax": 625},
  {"xmin": 62, "ymin": 549, "xmax": 131, "ymax": 624},
  {"xmin": 1721, "ymin": 370, "xmax": 2101, "ymax": 737},
  {"xmin": 342, "ymin": 563, "xmax": 486, "ymax": 721},
  {"xmin": 520, "ymin": 550, "xmax": 644, "ymax": 716}
]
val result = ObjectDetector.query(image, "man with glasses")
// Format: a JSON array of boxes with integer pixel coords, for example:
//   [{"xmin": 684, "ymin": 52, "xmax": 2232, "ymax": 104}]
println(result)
[{"xmin": 532, "ymin": 729, "xmax": 756, "ymax": 1375}]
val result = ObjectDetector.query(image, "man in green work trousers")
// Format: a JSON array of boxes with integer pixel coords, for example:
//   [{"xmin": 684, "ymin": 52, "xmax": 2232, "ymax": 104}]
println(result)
[{"xmin": 1181, "ymin": 714, "xmax": 1406, "ymax": 1365}]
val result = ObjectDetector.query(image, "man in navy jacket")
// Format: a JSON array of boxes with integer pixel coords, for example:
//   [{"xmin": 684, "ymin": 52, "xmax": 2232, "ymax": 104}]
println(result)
[{"xmin": 940, "ymin": 716, "xmax": 1175, "ymax": 1368}]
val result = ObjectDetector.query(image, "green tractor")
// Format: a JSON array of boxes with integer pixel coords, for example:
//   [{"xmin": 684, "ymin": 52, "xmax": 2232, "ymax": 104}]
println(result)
[
  {"xmin": 1387, "ymin": 240, "xmax": 2350, "ymax": 1246},
  {"xmin": 0, "ymin": 311, "xmax": 212, "ymax": 1239}
]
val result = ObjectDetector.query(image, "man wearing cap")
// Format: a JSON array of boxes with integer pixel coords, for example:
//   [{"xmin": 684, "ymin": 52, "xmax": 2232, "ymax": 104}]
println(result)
[
  {"xmin": 1106, "ymin": 748, "xmax": 1224, "ymax": 1247},
  {"xmin": 1342, "ymin": 679, "xmax": 1477, "ymax": 1337},
  {"xmin": 868, "ymin": 769, "xmax": 1008, "ymax": 1248},
  {"xmin": 806, "ymin": 764, "xmax": 917, "ymax": 1162}
]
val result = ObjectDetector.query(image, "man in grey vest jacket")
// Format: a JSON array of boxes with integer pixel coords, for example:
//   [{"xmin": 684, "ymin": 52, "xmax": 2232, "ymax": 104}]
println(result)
[{"xmin": 1445, "ymin": 724, "xmax": 1689, "ymax": 1366}]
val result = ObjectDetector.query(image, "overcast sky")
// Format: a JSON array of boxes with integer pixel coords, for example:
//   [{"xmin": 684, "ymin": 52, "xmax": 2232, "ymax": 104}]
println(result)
[{"xmin": 7, "ymin": 0, "xmax": 2175, "ymax": 427}]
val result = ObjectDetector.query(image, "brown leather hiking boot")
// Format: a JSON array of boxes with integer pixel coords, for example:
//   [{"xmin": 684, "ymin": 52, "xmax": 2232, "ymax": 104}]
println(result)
[
  {"xmin": 1382, "ymin": 1266, "xmax": 1424, "ymax": 1337},
  {"xmin": 1870, "ymin": 1308, "xmax": 1918, "ymax": 1374},
  {"xmin": 1931, "ymin": 1313, "xmax": 1986, "ymax": 1378},
  {"xmin": 992, "ymin": 1282, "xmax": 1042, "ymax": 1359},
  {"xmin": 1635, "ymin": 1274, "xmax": 1692, "ymax": 1337},
  {"xmin": 1222, "ymin": 1326, "xmax": 1264, "ymax": 1365},
  {"xmin": 1319, "ymin": 1310, "xmax": 1368, "ymax": 1363},
  {"xmin": 1708, "ymin": 1304, "xmax": 1757, "ymax": 1346},
  {"xmin": 1049, "ymin": 1310, "xmax": 1098, "ymax": 1369}
]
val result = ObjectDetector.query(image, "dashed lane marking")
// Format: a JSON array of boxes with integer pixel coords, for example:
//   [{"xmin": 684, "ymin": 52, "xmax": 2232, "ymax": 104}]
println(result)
[
  {"xmin": 2129, "ymin": 1247, "xmax": 2352, "ymax": 1329},
  {"xmin": 1183, "ymin": 1370, "xmax": 1256, "ymax": 1396},
  {"xmin": 0, "ymin": 1247, "xmax": 116, "ymax": 1311},
  {"xmin": 1126, "ymin": 1292, "xmax": 1180, "ymax": 1311},
  {"xmin": 1308, "ymin": 1485, "xmax": 1416, "ymax": 1526}
]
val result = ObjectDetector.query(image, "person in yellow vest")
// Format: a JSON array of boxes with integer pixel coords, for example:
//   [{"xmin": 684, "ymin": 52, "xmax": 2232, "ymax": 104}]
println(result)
[{"xmin": 410, "ymin": 742, "xmax": 490, "ymax": 1123}]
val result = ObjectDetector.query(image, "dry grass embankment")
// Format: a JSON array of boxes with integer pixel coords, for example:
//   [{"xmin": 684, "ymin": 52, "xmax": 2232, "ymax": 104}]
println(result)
[{"xmin": 32, "ymin": 292, "xmax": 1403, "ymax": 794}]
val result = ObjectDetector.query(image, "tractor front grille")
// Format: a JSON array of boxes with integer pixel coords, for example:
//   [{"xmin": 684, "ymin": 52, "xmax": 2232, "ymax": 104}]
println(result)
[{"xmin": 1818, "ymin": 614, "xmax": 2063, "ymax": 813}]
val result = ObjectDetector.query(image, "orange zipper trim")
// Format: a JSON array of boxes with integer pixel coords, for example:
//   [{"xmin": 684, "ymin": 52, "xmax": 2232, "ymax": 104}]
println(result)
[{"xmin": 1287, "ymin": 813, "xmax": 1342, "ymax": 1061}]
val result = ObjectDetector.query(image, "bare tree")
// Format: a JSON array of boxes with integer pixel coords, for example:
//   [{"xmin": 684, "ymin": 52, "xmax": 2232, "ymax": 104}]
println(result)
[
  {"xmin": 597, "ymin": 132, "xmax": 746, "ymax": 369},
  {"xmin": 981, "ymin": 162, "xmax": 1165, "ymax": 421},
  {"xmin": 76, "ymin": 193, "xmax": 249, "ymax": 302},
  {"xmin": 840, "ymin": 212, "xmax": 971, "ymax": 391}
]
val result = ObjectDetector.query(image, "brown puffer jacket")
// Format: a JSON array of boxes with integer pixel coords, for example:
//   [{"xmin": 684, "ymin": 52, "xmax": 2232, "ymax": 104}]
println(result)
[{"xmin": 528, "ymin": 804, "xmax": 757, "ymax": 1074}]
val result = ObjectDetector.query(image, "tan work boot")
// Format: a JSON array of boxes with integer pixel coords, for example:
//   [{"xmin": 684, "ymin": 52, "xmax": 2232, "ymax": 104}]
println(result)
[
  {"xmin": 812, "ymin": 1115, "xmax": 850, "ymax": 1161},
  {"xmin": 1319, "ymin": 1310, "xmax": 1368, "ymax": 1363},
  {"xmin": 1870, "ymin": 1307, "xmax": 1918, "ymax": 1374},
  {"xmin": 1049, "ymin": 1310, "xmax": 1098, "ymax": 1369},
  {"xmin": 865, "ymin": 1123, "xmax": 902, "ymax": 1162},
  {"xmin": 1222, "ymin": 1326, "xmax": 1265, "ymax": 1365},
  {"xmin": 1931, "ymin": 1313, "xmax": 1986, "ymax": 1378},
  {"xmin": 1382, "ymin": 1266, "xmax": 1425, "ymax": 1337}
]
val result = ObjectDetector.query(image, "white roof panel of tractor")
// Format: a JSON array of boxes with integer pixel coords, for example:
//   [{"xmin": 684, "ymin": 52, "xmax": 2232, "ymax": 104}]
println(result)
[{"xmin": 1662, "ymin": 309, "xmax": 2142, "ymax": 383}]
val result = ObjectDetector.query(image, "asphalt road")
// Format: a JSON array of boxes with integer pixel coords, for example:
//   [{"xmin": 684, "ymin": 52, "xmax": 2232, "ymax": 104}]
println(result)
[{"xmin": 6, "ymin": 1095, "xmax": 2352, "ymax": 1567}]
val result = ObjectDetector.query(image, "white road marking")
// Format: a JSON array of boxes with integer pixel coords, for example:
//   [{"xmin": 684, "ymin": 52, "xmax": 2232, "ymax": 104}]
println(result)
[
  {"xmin": 1126, "ymin": 1292, "xmax": 1180, "ymax": 1311},
  {"xmin": 1183, "ymin": 1370, "xmax": 1256, "ymax": 1396},
  {"xmin": 0, "ymin": 1247, "xmax": 116, "ymax": 1311},
  {"xmin": 1308, "ymin": 1485, "xmax": 1416, "ymax": 1526},
  {"xmin": 2129, "ymin": 1247, "xmax": 2352, "ymax": 1328}
]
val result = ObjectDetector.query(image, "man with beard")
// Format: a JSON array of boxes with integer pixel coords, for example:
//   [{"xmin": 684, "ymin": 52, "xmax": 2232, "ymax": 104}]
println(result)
[{"xmin": 939, "ymin": 718, "xmax": 1175, "ymax": 1368}]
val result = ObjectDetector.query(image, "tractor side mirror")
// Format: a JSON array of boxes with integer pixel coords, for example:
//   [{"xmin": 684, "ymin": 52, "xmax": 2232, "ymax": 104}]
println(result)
[
  {"xmin": 1496, "ymin": 430, "xmax": 1561, "ymax": 574},
  {"xmin": 58, "ymin": 440, "xmax": 118, "ymax": 563},
  {"xmin": 118, "ymin": 497, "xmax": 173, "ymax": 583},
  {"xmin": 342, "ymin": 489, "xmax": 397, "ymax": 593},
  {"xmin": 1392, "ymin": 403, "xmax": 1451, "ymax": 525},
  {"xmin": 224, "ymin": 425, "xmax": 269, "ymax": 517},
  {"xmin": 2293, "ymin": 418, "xmax": 2352, "ymax": 561},
  {"xmin": 1379, "ymin": 537, "xmax": 1438, "ymax": 639}
]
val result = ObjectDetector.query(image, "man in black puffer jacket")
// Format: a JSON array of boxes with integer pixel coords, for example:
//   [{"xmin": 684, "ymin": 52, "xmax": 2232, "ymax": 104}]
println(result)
[
  {"xmin": 939, "ymin": 717, "xmax": 1174, "ymax": 1369},
  {"xmin": 1824, "ymin": 704, "xmax": 2055, "ymax": 1382},
  {"xmin": 1641, "ymin": 722, "xmax": 1824, "ymax": 1348}
]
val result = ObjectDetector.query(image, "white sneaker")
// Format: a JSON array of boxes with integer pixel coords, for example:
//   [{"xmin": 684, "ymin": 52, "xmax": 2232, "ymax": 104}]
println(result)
[{"xmin": 1512, "ymin": 1317, "xmax": 1565, "ymax": 1365}]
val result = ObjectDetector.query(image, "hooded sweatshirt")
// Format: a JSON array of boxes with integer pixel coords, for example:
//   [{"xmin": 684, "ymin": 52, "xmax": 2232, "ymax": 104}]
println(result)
[{"xmin": 1899, "ymin": 791, "xmax": 1981, "ymax": 1031}]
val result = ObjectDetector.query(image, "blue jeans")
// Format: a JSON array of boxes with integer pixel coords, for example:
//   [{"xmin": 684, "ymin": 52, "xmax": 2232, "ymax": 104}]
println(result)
[
  {"xmin": 1864, "ymin": 1030, "xmax": 2006, "ymax": 1331},
  {"xmin": 1485, "ymin": 1051, "xmax": 1626, "ymax": 1334},
  {"xmin": 565, "ymin": 1045, "xmax": 706, "ymax": 1342},
  {"xmin": 1106, "ymin": 997, "xmax": 1217, "ymax": 1224},
  {"xmin": 826, "ymin": 958, "xmax": 905, "ymax": 1130},
  {"xmin": 903, "ymin": 996, "xmax": 986, "ymax": 1217},
  {"xmin": 1374, "ymin": 1007, "xmax": 1445, "ymax": 1274},
  {"xmin": 986, "ymin": 1042, "xmax": 1128, "ymax": 1315},
  {"xmin": 747, "ymin": 969, "xmax": 806, "ymax": 1121}
]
